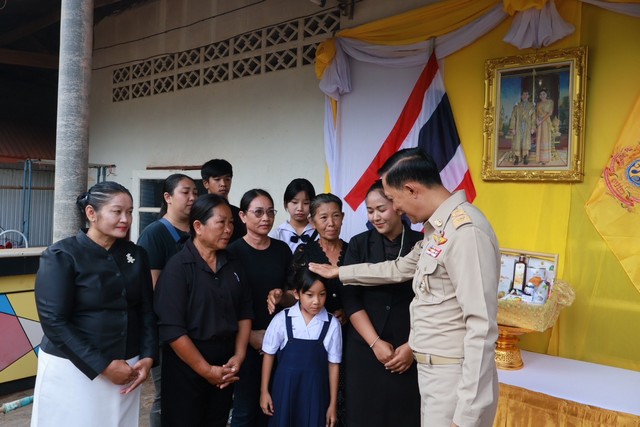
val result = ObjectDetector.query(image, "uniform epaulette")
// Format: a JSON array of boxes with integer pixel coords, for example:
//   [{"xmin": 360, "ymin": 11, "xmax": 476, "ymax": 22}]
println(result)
[{"xmin": 450, "ymin": 207, "xmax": 472, "ymax": 229}]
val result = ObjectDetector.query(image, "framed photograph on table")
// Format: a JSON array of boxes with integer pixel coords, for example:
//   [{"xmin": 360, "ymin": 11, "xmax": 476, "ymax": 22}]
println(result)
[{"xmin": 482, "ymin": 46, "xmax": 587, "ymax": 182}]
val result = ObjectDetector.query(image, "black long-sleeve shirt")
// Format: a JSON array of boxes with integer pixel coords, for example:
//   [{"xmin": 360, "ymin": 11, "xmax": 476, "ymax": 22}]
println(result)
[{"xmin": 35, "ymin": 230, "xmax": 158, "ymax": 380}]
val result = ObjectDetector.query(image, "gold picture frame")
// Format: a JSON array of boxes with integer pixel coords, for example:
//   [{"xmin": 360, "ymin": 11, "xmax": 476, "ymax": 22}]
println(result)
[{"xmin": 482, "ymin": 46, "xmax": 587, "ymax": 181}]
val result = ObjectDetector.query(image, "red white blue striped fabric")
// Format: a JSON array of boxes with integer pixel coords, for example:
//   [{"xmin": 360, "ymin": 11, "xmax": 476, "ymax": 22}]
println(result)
[{"xmin": 344, "ymin": 52, "xmax": 476, "ymax": 211}]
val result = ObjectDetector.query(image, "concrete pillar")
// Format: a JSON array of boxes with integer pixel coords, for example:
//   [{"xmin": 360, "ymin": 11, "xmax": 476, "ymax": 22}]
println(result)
[{"xmin": 52, "ymin": 0, "xmax": 94, "ymax": 242}]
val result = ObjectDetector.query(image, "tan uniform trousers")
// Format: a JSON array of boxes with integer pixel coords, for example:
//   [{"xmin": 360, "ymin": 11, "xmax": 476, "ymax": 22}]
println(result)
[{"xmin": 417, "ymin": 362, "xmax": 498, "ymax": 427}]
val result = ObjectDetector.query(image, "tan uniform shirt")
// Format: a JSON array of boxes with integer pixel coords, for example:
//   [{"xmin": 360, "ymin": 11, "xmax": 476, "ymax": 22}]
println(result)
[{"xmin": 339, "ymin": 191, "xmax": 500, "ymax": 426}]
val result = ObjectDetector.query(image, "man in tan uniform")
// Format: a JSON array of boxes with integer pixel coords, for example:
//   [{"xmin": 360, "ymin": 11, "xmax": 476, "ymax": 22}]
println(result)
[{"xmin": 310, "ymin": 148, "xmax": 500, "ymax": 427}]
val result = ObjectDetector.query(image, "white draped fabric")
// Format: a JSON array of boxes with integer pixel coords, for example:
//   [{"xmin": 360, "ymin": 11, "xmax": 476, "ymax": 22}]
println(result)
[
  {"xmin": 319, "ymin": 0, "xmax": 640, "ymax": 101},
  {"xmin": 503, "ymin": 0, "xmax": 575, "ymax": 48},
  {"xmin": 323, "ymin": 96, "xmax": 339, "ymax": 193},
  {"xmin": 319, "ymin": 0, "xmax": 639, "ymax": 238},
  {"xmin": 319, "ymin": 3, "xmax": 508, "ymax": 101}
]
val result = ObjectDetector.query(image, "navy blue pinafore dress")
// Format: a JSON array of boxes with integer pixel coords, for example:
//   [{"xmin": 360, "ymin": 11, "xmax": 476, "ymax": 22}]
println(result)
[{"xmin": 269, "ymin": 309, "xmax": 332, "ymax": 427}]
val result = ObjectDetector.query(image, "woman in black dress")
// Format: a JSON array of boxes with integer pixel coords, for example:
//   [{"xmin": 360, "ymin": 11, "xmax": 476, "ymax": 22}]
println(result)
[
  {"xmin": 227, "ymin": 189, "xmax": 292, "ymax": 427},
  {"xmin": 342, "ymin": 180, "xmax": 421, "ymax": 427}
]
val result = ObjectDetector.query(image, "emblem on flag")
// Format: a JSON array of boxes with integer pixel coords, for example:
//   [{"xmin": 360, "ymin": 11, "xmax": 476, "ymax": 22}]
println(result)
[{"xmin": 603, "ymin": 143, "xmax": 640, "ymax": 210}]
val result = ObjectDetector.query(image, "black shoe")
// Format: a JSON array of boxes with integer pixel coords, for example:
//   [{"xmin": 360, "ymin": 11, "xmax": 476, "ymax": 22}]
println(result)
[
  {"xmin": 523, "ymin": 155, "xmax": 529, "ymax": 165},
  {"xmin": 514, "ymin": 156, "xmax": 520, "ymax": 166}
]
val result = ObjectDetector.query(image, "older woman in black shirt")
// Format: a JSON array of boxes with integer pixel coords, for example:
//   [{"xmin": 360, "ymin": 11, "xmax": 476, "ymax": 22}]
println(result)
[
  {"xmin": 155, "ymin": 194, "xmax": 253, "ymax": 427},
  {"xmin": 33, "ymin": 181, "xmax": 157, "ymax": 427}
]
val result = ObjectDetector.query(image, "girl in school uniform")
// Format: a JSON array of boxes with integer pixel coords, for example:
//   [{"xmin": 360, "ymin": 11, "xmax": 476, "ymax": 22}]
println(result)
[
  {"xmin": 269, "ymin": 178, "xmax": 317, "ymax": 253},
  {"xmin": 260, "ymin": 268, "xmax": 342, "ymax": 427}
]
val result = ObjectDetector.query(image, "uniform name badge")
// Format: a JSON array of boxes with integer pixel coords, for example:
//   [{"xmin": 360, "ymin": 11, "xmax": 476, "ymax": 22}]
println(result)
[{"xmin": 425, "ymin": 244, "xmax": 442, "ymax": 258}]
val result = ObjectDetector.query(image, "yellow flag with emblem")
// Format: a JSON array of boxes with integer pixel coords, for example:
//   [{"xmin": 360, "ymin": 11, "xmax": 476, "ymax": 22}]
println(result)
[{"xmin": 585, "ymin": 95, "xmax": 640, "ymax": 293}]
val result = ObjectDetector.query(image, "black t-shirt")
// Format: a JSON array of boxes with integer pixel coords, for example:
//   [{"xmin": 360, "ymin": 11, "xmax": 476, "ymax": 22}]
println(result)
[
  {"xmin": 227, "ymin": 237, "xmax": 292, "ymax": 330},
  {"xmin": 137, "ymin": 220, "xmax": 190, "ymax": 270},
  {"xmin": 154, "ymin": 239, "xmax": 253, "ymax": 344}
]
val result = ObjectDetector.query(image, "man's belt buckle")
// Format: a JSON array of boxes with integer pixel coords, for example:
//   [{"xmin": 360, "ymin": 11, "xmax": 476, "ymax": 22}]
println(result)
[{"xmin": 413, "ymin": 352, "xmax": 462, "ymax": 366}]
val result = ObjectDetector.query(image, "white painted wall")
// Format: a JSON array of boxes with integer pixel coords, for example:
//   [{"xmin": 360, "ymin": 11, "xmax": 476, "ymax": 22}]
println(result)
[{"xmin": 88, "ymin": 0, "xmax": 435, "ymax": 232}]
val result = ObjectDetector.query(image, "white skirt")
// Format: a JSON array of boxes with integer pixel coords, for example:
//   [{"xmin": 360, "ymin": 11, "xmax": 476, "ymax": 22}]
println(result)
[{"xmin": 31, "ymin": 349, "xmax": 141, "ymax": 427}]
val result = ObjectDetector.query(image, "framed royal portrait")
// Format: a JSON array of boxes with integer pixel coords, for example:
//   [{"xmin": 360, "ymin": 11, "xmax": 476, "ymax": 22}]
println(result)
[{"xmin": 482, "ymin": 46, "xmax": 587, "ymax": 181}]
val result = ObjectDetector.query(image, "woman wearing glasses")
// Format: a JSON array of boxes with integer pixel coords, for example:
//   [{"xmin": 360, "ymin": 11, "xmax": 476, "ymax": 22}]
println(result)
[{"xmin": 227, "ymin": 189, "xmax": 293, "ymax": 427}]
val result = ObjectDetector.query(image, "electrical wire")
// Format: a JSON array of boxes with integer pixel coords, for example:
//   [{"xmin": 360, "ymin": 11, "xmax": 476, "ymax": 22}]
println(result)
[{"xmin": 93, "ymin": 5, "xmax": 339, "ymax": 71}]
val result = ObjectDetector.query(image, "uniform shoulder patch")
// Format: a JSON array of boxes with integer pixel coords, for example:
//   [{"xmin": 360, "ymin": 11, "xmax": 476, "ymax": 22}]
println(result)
[{"xmin": 450, "ymin": 207, "xmax": 472, "ymax": 229}]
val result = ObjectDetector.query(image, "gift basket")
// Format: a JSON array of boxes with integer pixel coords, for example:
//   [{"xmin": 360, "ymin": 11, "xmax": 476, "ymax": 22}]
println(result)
[
  {"xmin": 494, "ymin": 249, "xmax": 575, "ymax": 370},
  {"xmin": 497, "ymin": 280, "xmax": 575, "ymax": 332}
]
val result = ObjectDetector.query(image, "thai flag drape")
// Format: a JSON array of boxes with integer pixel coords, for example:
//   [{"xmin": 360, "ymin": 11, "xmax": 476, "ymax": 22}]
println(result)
[
  {"xmin": 316, "ymin": 0, "xmax": 588, "ymax": 238},
  {"xmin": 344, "ymin": 53, "xmax": 476, "ymax": 213}
]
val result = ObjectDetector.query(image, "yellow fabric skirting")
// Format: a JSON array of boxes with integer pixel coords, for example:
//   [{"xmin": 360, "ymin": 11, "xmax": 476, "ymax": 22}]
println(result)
[{"xmin": 495, "ymin": 384, "xmax": 640, "ymax": 426}]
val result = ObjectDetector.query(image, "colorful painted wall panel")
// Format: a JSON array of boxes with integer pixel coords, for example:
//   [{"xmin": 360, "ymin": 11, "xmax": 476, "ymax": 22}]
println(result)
[{"xmin": 0, "ymin": 292, "xmax": 42, "ymax": 383}]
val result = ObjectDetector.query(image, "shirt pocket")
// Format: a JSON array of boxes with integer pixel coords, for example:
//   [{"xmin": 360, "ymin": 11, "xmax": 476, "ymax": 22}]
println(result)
[{"xmin": 415, "ymin": 255, "xmax": 445, "ymax": 305}]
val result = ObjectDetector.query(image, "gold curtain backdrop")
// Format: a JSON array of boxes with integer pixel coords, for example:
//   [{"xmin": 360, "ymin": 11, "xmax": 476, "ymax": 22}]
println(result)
[
  {"xmin": 503, "ymin": 0, "xmax": 549, "ymax": 15},
  {"xmin": 337, "ymin": 0, "xmax": 499, "ymax": 44},
  {"xmin": 495, "ymin": 384, "xmax": 640, "ymax": 426},
  {"xmin": 318, "ymin": 0, "xmax": 640, "ymax": 372},
  {"xmin": 315, "ymin": 0, "xmax": 501, "ymax": 78}
]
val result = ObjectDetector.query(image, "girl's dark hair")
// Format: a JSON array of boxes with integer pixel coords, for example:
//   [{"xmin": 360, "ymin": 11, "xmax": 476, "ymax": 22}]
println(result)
[
  {"xmin": 76, "ymin": 181, "xmax": 132, "ymax": 221},
  {"xmin": 239, "ymin": 189, "xmax": 274, "ymax": 212},
  {"xmin": 283, "ymin": 178, "xmax": 316, "ymax": 206},
  {"xmin": 309, "ymin": 193, "xmax": 342, "ymax": 218},
  {"xmin": 159, "ymin": 174, "xmax": 196, "ymax": 217},
  {"xmin": 189, "ymin": 193, "xmax": 230, "ymax": 238},
  {"xmin": 293, "ymin": 267, "xmax": 327, "ymax": 293}
]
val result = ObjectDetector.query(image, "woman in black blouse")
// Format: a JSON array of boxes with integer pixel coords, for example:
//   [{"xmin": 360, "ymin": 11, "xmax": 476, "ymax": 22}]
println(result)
[
  {"xmin": 342, "ymin": 180, "xmax": 422, "ymax": 427},
  {"xmin": 32, "ymin": 181, "xmax": 157, "ymax": 427},
  {"xmin": 154, "ymin": 193, "xmax": 252, "ymax": 427},
  {"xmin": 268, "ymin": 193, "xmax": 348, "ymax": 321},
  {"xmin": 270, "ymin": 193, "xmax": 348, "ymax": 424},
  {"xmin": 290, "ymin": 193, "xmax": 347, "ymax": 323}
]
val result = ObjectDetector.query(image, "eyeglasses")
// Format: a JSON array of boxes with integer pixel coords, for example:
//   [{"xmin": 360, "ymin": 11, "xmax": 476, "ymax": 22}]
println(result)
[
  {"xmin": 290, "ymin": 234, "xmax": 311, "ymax": 244},
  {"xmin": 247, "ymin": 208, "xmax": 277, "ymax": 218}
]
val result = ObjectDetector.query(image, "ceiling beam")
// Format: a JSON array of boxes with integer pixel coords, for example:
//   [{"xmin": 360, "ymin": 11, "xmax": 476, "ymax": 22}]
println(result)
[
  {"xmin": 0, "ymin": 12, "xmax": 61, "ymax": 46},
  {"xmin": 0, "ymin": 48, "xmax": 58, "ymax": 69},
  {"xmin": 0, "ymin": 0, "xmax": 132, "ymax": 46}
]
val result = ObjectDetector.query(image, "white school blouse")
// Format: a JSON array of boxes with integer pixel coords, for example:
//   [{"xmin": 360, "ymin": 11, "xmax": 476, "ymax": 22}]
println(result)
[
  {"xmin": 269, "ymin": 221, "xmax": 316, "ymax": 253},
  {"xmin": 262, "ymin": 303, "xmax": 342, "ymax": 364}
]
